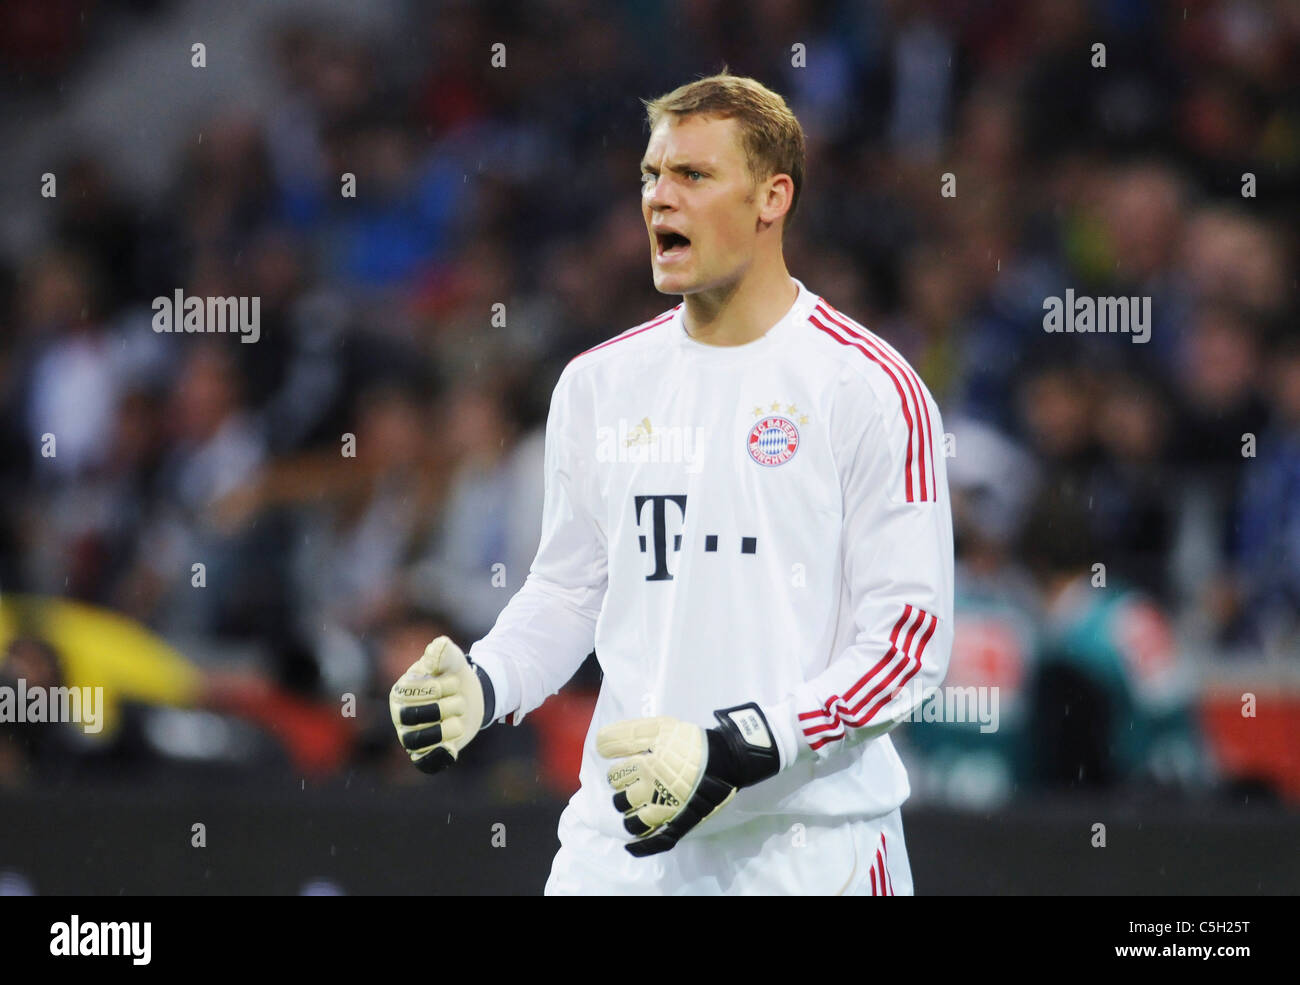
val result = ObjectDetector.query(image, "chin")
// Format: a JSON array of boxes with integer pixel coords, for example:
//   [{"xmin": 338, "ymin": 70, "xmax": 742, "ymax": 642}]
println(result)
[{"xmin": 652, "ymin": 269, "xmax": 693, "ymax": 295}]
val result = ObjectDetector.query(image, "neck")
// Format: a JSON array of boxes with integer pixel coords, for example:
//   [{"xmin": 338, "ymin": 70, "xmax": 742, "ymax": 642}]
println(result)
[{"xmin": 681, "ymin": 259, "xmax": 797, "ymax": 346}]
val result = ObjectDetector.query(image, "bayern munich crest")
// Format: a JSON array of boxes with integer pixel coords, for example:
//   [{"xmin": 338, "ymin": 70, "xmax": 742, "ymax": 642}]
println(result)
[{"xmin": 747, "ymin": 415, "xmax": 800, "ymax": 467}]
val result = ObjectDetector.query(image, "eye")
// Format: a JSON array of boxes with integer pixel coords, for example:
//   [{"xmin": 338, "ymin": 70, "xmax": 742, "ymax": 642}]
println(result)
[
  {"xmin": 640, "ymin": 172, "xmax": 656, "ymax": 188},
  {"xmin": 687, "ymin": 170, "xmax": 704, "ymax": 181}
]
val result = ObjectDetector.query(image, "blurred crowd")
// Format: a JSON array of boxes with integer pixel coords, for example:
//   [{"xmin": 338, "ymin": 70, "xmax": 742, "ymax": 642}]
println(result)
[{"xmin": 0, "ymin": 0, "xmax": 1297, "ymax": 806}]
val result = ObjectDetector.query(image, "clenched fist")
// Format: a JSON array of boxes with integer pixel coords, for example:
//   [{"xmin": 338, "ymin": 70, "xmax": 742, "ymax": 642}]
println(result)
[{"xmin": 389, "ymin": 636, "xmax": 494, "ymax": 774}]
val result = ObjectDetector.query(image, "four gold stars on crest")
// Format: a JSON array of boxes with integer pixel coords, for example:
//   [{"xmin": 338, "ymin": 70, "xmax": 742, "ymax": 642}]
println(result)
[{"xmin": 752, "ymin": 401, "xmax": 809, "ymax": 425}]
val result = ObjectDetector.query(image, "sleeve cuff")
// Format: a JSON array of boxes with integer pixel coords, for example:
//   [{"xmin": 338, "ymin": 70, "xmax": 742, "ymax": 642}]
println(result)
[
  {"xmin": 760, "ymin": 694, "xmax": 809, "ymax": 772},
  {"xmin": 467, "ymin": 648, "xmax": 524, "ymax": 726}
]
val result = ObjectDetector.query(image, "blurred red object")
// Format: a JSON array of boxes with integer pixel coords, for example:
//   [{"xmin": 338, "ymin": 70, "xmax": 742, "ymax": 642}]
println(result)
[
  {"xmin": 1200, "ymin": 688, "xmax": 1300, "ymax": 804},
  {"xmin": 208, "ymin": 678, "xmax": 355, "ymax": 778},
  {"xmin": 526, "ymin": 689, "xmax": 598, "ymax": 797}
]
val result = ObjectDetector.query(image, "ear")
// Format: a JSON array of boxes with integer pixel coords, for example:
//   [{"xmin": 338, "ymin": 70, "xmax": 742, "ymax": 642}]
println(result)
[{"xmin": 756, "ymin": 173, "xmax": 794, "ymax": 230}]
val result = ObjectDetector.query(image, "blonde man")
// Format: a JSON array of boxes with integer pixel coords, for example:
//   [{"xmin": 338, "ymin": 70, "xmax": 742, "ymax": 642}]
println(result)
[{"xmin": 392, "ymin": 70, "xmax": 953, "ymax": 895}]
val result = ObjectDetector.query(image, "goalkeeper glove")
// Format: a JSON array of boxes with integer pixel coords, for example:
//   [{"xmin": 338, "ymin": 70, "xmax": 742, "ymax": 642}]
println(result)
[
  {"xmin": 596, "ymin": 702, "xmax": 781, "ymax": 857},
  {"xmin": 389, "ymin": 636, "xmax": 496, "ymax": 774}
]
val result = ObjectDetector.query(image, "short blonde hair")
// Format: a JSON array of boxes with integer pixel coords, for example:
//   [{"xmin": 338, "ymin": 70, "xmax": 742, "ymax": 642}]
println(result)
[{"xmin": 641, "ymin": 67, "xmax": 807, "ymax": 229}]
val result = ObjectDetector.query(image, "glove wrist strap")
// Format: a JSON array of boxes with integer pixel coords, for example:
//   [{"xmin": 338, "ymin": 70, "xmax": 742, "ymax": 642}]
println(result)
[
  {"xmin": 469, "ymin": 658, "xmax": 495, "ymax": 730},
  {"xmin": 709, "ymin": 702, "xmax": 781, "ymax": 788}
]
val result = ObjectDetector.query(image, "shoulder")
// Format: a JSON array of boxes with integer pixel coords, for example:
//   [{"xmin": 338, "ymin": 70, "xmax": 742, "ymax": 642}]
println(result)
[
  {"xmin": 562, "ymin": 303, "xmax": 682, "ymax": 376},
  {"xmin": 799, "ymin": 296, "xmax": 938, "ymax": 416},
  {"xmin": 803, "ymin": 297, "xmax": 944, "ymax": 504},
  {"xmin": 545, "ymin": 303, "xmax": 680, "ymax": 426}
]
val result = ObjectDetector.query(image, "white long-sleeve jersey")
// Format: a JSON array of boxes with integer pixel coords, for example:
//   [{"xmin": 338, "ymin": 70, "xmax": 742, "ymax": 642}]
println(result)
[{"xmin": 470, "ymin": 276, "xmax": 954, "ymax": 845}]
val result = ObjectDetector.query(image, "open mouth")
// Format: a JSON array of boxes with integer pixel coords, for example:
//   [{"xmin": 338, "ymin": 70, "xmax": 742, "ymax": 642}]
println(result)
[{"xmin": 656, "ymin": 231, "xmax": 691, "ymax": 260}]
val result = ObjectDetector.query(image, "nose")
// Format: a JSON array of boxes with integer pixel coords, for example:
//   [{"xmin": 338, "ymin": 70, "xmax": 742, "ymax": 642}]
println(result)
[{"xmin": 644, "ymin": 174, "xmax": 677, "ymax": 214}]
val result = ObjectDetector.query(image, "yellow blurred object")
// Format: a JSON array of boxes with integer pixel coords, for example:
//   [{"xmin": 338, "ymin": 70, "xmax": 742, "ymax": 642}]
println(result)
[{"xmin": 0, "ymin": 595, "xmax": 202, "ymax": 739}]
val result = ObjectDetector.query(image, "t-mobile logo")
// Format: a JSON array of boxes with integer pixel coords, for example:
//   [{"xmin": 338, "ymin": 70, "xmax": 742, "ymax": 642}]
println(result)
[{"xmin": 634, "ymin": 494, "xmax": 758, "ymax": 581}]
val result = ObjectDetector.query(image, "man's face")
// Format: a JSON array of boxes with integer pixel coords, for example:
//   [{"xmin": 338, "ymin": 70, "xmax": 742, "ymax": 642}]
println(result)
[{"xmin": 640, "ymin": 114, "xmax": 764, "ymax": 295}]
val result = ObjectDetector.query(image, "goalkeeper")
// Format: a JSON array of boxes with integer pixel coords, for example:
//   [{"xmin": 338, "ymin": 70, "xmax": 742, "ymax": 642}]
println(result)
[{"xmin": 391, "ymin": 71, "xmax": 953, "ymax": 894}]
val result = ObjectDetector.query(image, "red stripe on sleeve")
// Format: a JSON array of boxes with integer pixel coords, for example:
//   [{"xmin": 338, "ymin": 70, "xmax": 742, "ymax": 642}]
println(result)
[
  {"xmin": 799, "ymin": 607, "xmax": 913, "ymax": 731},
  {"xmin": 813, "ymin": 302, "xmax": 937, "ymax": 502},
  {"xmin": 809, "ymin": 310, "xmax": 919, "ymax": 501},
  {"xmin": 820, "ymin": 301, "xmax": 937, "ymax": 502},
  {"xmin": 800, "ymin": 605, "xmax": 938, "ymax": 750}
]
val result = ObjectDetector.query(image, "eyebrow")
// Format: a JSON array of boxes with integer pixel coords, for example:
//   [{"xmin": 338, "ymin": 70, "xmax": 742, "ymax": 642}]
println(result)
[{"xmin": 639, "ymin": 159, "xmax": 714, "ymax": 174}]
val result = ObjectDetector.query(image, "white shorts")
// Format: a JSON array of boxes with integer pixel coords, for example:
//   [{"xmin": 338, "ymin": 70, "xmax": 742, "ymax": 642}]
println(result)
[{"xmin": 543, "ymin": 806, "xmax": 913, "ymax": 896}]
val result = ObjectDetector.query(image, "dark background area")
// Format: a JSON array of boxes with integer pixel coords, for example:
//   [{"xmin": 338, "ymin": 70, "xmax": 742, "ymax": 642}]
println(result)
[{"xmin": 1, "ymin": 784, "xmax": 1294, "ymax": 894}]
